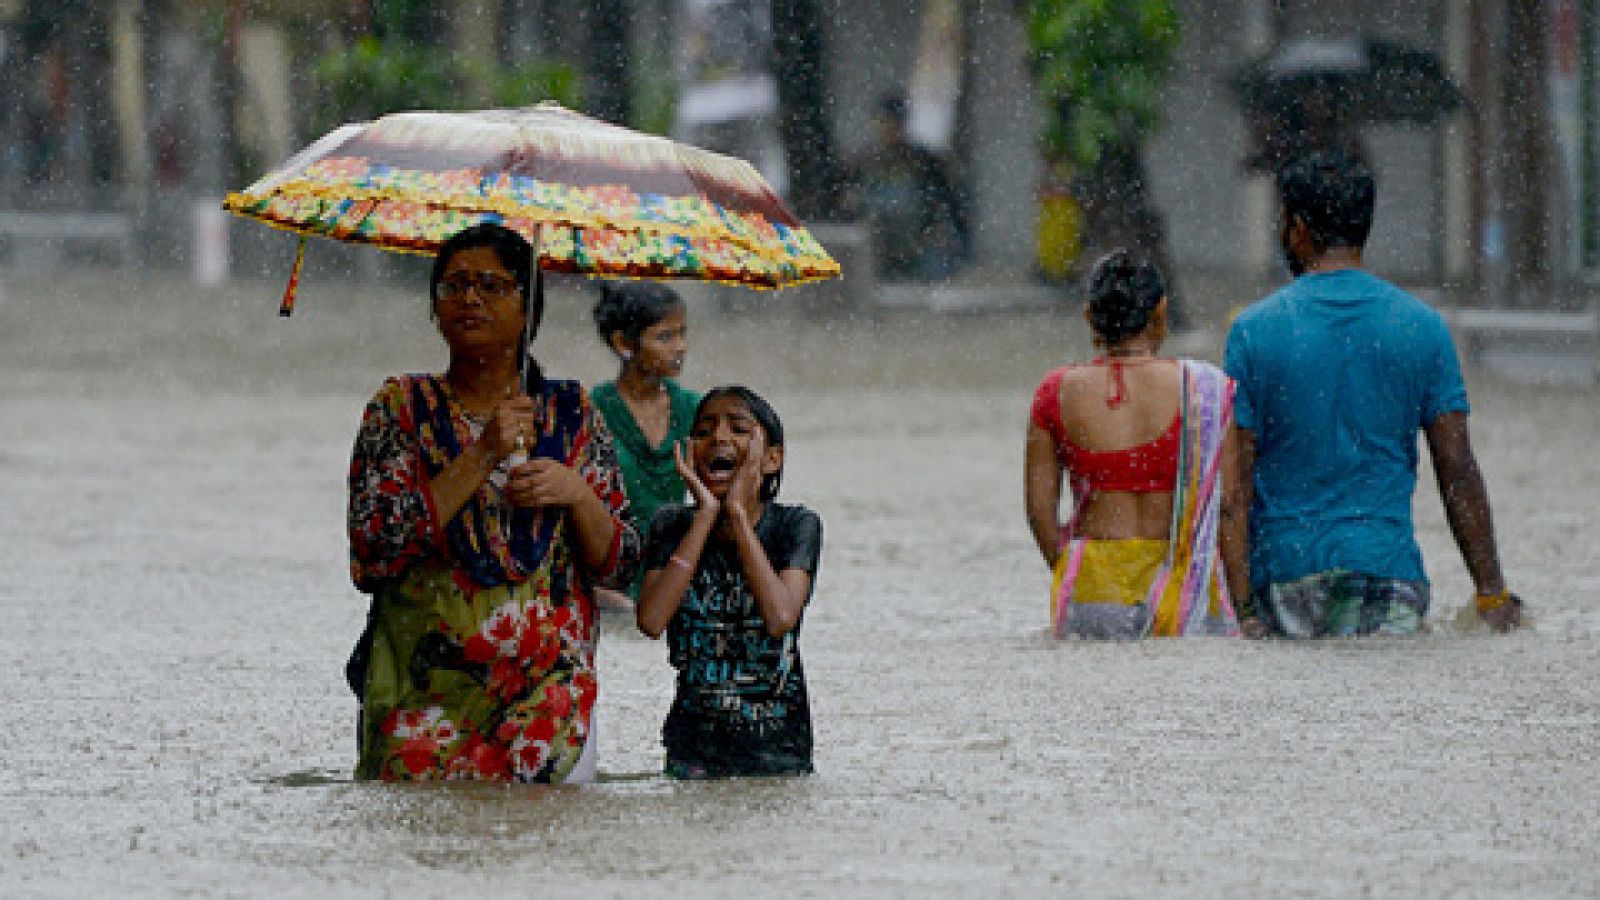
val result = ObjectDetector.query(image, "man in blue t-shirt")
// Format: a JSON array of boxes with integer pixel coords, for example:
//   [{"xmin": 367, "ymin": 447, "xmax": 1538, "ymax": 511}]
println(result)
[{"xmin": 1223, "ymin": 151, "xmax": 1520, "ymax": 637}]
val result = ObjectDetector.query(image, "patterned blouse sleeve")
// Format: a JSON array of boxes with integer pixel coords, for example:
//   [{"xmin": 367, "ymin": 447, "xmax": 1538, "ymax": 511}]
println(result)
[
  {"xmin": 348, "ymin": 378, "xmax": 443, "ymax": 592},
  {"xmin": 573, "ymin": 386, "xmax": 642, "ymax": 583}
]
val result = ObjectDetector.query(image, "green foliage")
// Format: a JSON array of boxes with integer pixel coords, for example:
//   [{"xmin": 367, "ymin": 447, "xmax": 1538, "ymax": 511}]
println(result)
[
  {"xmin": 1022, "ymin": 0, "xmax": 1180, "ymax": 166},
  {"xmin": 460, "ymin": 55, "xmax": 582, "ymax": 109},
  {"xmin": 630, "ymin": 52, "xmax": 680, "ymax": 137},
  {"xmin": 311, "ymin": 36, "xmax": 581, "ymax": 134},
  {"xmin": 368, "ymin": 0, "xmax": 436, "ymax": 42}
]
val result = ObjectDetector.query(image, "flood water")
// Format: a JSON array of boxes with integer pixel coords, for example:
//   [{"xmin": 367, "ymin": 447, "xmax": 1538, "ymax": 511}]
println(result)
[{"xmin": 2, "ymin": 270, "xmax": 1597, "ymax": 897}]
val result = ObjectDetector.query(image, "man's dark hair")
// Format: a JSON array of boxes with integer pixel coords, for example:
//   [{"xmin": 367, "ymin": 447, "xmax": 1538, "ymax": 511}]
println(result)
[
  {"xmin": 696, "ymin": 386, "xmax": 785, "ymax": 502},
  {"xmin": 1086, "ymin": 249, "xmax": 1165, "ymax": 346},
  {"xmin": 593, "ymin": 280, "xmax": 684, "ymax": 349},
  {"xmin": 1276, "ymin": 150, "xmax": 1376, "ymax": 251}
]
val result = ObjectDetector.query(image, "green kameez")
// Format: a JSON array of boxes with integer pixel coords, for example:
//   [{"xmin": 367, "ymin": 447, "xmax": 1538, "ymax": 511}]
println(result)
[{"xmin": 590, "ymin": 379, "xmax": 700, "ymax": 595}]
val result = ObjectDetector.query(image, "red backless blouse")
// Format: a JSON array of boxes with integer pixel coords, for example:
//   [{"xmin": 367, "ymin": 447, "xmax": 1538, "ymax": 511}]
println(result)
[{"xmin": 1030, "ymin": 364, "xmax": 1180, "ymax": 494}]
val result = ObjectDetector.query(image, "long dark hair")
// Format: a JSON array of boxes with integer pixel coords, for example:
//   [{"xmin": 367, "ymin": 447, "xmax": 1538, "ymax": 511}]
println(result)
[
  {"xmin": 696, "ymin": 386, "xmax": 785, "ymax": 502},
  {"xmin": 1085, "ymin": 250, "xmax": 1165, "ymax": 346}
]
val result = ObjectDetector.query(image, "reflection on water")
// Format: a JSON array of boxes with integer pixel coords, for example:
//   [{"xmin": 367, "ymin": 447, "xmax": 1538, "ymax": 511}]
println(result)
[
  {"xmin": 2, "ymin": 273, "xmax": 1599, "ymax": 896},
  {"xmin": 261, "ymin": 769, "xmax": 351, "ymax": 788}
]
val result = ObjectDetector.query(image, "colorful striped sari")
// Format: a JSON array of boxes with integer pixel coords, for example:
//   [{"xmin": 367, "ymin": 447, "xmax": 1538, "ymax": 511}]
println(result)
[{"xmin": 1050, "ymin": 360, "xmax": 1240, "ymax": 639}]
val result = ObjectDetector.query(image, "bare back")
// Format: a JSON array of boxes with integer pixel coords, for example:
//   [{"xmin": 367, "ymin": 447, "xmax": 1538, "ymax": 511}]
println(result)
[{"xmin": 1056, "ymin": 359, "xmax": 1181, "ymax": 540}]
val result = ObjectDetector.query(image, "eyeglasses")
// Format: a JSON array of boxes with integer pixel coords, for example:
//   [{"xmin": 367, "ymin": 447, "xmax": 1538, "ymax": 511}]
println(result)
[{"xmin": 438, "ymin": 270, "xmax": 519, "ymax": 302}]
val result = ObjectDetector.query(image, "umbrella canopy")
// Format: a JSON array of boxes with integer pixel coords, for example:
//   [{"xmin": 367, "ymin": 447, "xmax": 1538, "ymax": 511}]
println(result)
[
  {"xmin": 1230, "ymin": 36, "xmax": 1465, "ymax": 125},
  {"xmin": 223, "ymin": 102, "xmax": 840, "ymax": 296}
]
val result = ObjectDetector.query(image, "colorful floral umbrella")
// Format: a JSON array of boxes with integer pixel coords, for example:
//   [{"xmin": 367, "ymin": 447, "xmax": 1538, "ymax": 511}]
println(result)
[{"xmin": 223, "ymin": 102, "xmax": 840, "ymax": 314}]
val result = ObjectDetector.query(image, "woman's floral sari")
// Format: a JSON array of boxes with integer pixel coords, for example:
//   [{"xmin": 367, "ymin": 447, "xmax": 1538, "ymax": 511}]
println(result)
[
  {"xmin": 348, "ymin": 372, "xmax": 638, "ymax": 782},
  {"xmin": 1050, "ymin": 360, "xmax": 1240, "ymax": 639}
]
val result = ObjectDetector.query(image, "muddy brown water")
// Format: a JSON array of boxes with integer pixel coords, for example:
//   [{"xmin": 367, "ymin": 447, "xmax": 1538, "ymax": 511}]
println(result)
[{"xmin": 2, "ymin": 272, "xmax": 1597, "ymax": 897}]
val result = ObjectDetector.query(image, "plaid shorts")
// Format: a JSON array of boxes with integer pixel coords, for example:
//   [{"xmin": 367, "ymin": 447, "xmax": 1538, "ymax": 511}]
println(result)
[{"xmin": 1253, "ymin": 570, "xmax": 1430, "ymax": 638}]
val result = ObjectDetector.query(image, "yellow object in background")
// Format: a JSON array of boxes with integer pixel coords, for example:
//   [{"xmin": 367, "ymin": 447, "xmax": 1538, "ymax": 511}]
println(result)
[{"xmin": 1036, "ymin": 190, "xmax": 1083, "ymax": 281}]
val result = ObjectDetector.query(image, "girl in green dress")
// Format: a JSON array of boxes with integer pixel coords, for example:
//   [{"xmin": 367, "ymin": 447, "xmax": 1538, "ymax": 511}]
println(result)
[{"xmin": 589, "ymin": 282, "xmax": 700, "ymax": 604}]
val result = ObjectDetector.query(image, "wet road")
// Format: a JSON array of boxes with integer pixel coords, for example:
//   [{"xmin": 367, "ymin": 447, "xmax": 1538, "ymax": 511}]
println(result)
[{"xmin": 2, "ymin": 271, "xmax": 1597, "ymax": 897}]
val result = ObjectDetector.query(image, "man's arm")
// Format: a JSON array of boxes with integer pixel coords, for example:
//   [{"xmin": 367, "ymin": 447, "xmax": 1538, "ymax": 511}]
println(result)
[
  {"xmin": 1221, "ymin": 328, "xmax": 1263, "ymax": 636},
  {"xmin": 1220, "ymin": 425, "xmax": 1262, "ymax": 636},
  {"xmin": 1423, "ymin": 411, "xmax": 1518, "ymax": 632}
]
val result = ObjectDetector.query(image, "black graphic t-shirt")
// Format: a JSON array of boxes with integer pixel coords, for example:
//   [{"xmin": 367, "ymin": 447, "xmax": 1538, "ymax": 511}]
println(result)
[{"xmin": 645, "ymin": 502, "xmax": 823, "ymax": 776}]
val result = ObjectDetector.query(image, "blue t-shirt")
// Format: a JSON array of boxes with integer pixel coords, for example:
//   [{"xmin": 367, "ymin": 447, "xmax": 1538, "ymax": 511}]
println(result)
[{"xmin": 1223, "ymin": 269, "xmax": 1470, "ymax": 589}]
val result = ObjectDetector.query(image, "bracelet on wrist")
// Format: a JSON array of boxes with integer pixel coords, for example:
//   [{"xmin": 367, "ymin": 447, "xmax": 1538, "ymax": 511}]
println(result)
[
  {"xmin": 668, "ymin": 554, "xmax": 694, "ymax": 572},
  {"xmin": 1474, "ymin": 589, "xmax": 1518, "ymax": 616}
]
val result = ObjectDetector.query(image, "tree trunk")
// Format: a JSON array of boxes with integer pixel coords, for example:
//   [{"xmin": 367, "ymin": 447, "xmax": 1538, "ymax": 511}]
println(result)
[
  {"xmin": 583, "ymin": 0, "xmax": 632, "ymax": 125},
  {"xmin": 1075, "ymin": 136, "xmax": 1183, "ymax": 324},
  {"xmin": 108, "ymin": 0, "xmax": 149, "ymax": 206},
  {"xmin": 1503, "ymin": 0, "xmax": 1556, "ymax": 303},
  {"xmin": 771, "ymin": 0, "xmax": 844, "ymax": 219}
]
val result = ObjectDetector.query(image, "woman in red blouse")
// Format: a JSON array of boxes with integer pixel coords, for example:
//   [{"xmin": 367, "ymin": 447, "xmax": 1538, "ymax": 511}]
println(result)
[{"xmin": 1024, "ymin": 251, "xmax": 1250, "ymax": 639}]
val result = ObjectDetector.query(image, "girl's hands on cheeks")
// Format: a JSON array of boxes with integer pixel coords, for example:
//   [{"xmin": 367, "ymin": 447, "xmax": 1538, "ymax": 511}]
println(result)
[
  {"xmin": 725, "ymin": 430, "xmax": 765, "ymax": 523},
  {"xmin": 674, "ymin": 439, "xmax": 720, "ymax": 517},
  {"xmin": 506, "ymin": 458, "xmax": 590, "ymax": 508}
]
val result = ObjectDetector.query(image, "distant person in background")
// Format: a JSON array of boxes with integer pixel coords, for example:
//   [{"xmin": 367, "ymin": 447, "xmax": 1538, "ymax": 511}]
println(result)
[
  {"xmin": 842, "ymin": 91, "xmax": 969, "ymax": 281},
  {"xmin": 590, "ymin": 281, "xmax": 699, "ymax": 609},
  {"xmin": 1025, "ymin": 251, "xmax": 1247, "ymax": 639},
  {"xmin": 1225, "ymin": 150, "xmax": 1520, "ymax": 638}
]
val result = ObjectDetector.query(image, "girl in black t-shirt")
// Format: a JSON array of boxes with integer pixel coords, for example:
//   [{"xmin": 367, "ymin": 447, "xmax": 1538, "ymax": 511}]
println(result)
[{"xmin": 635, "ymin": 386, "xmax": 823, "ymax": 777}]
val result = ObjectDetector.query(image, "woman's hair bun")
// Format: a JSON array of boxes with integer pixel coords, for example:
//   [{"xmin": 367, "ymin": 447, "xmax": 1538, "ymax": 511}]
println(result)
[{"xmin": 1086, "ymin": 249, "xmax": 1165, "ymax": 345}]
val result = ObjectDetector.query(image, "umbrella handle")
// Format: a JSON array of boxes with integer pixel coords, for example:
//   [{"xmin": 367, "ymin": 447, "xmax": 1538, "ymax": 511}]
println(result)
[
  {"xmin": 510, "ymin": 226, "xmax": 540, "ymax": 469},
  {"xmin": 507, "ymin": 435, "xmax": 529, "ymax": 468},
  {"xmin": 279, "ymin": 235, "xmax": 307, "ymax": 317}
]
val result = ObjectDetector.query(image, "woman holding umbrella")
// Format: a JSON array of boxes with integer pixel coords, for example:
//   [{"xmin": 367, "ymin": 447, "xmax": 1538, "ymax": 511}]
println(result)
[{"xmin": 347, "ymin": 223, "xmax": 638, "ymax": 783}]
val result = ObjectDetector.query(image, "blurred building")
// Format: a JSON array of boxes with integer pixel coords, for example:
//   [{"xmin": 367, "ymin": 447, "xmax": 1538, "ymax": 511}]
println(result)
[
  {"xmin": 814, "ymin": 0, "xmax": 1596, "ymax": 308},
  {"xmin": 0, "ymin": 0, "xmax": 1594, "ymax": 309},
  {"xmin": 1137, "ymin": 0, "xmax": 1592, "ymax": 308}
]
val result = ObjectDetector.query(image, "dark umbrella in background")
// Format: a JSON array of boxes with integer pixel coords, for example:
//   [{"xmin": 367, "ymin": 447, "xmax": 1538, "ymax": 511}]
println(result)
[
  {"xmin": 1232, "ymin": 35, "xmax": 1466, "ymax": 124},
  {"xmin": 1231, "ymin": 36, "xmax": 1466, "ymax": 173}
]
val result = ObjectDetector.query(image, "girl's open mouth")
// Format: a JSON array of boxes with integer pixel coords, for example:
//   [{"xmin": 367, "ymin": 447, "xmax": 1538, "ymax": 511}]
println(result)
[{"xmin": 703, "ymin": 450, "xmax": 738, "ymax": 483}]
